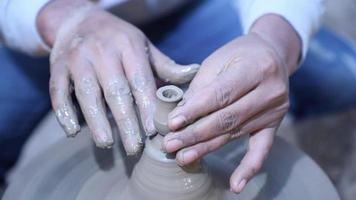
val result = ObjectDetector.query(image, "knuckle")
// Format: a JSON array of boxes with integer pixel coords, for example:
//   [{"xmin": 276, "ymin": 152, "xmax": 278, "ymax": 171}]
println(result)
[
  {"xmin": 230, "ymin": 129, "xmax": 243, "ymax": 139},
  {"xmin": 49, "ymin": 84, "xmax": 62, "ymax": 100},
  {"xmin": 49, "ymin": 77, "xmax": 67, "ymax": 100},
  {"xmin": 250, "ymin": 161, "xmax": 263, "ymax": 174},
  {"xmin": 190, "ymin": 131, "xmax": 199, "ymax": 145},
  {"xmin": 67, "ymin": 44, "xmax": 84, "ymax": 59},
  {"xmin": 49, "ymin": 78, "xmax": 60, "ymax": 96},
  {"xmin": 76, "ymin": 77, "xmax": 100, "ymax": 96},
  {"xmin": 217, "ymin": 111, "xmax": 239, "ymax": 132},
  {"xmin": 259, "ymin": 51, "xmax": 279, "ymax": 76},
  {"xmin": 194, "ymin": 130, "xmax": 206, "ymax": 143},
  {"xmin": 184, "ymin": 128, "xmax": 200, "ymax": 145},
  {"xmin": 213, "ymin": 84, "xmax": 234, "ymax": 108},
  {"xmin": 69, "ymin": 35, "xmax": 85, "ymax": 50},
  {"xmin": 131, "ymin": 73, "xmax": 154, "ymax": 94},
  {"xmin": 84, "ymin": 104, "xmax": 102, "ymax": 118},
  {"xmin": 271, "ymin": 83, "xmax": 288, "ymax": 102},
  {"xmin": 104, "ymin": 80, "xmax": 132, "ymax": 100}
]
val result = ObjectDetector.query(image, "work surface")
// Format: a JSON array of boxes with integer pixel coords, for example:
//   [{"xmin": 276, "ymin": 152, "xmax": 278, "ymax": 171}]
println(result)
[{"xmin": 4, "ymin": 113, "xmax": 339, "ymax": 200}]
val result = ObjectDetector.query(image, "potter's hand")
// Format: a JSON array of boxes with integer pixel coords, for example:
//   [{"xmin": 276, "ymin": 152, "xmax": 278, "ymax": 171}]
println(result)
[
  {"xmin": 163, "ymin": 15, "xmax": 301, "ymax": 193},
  {"xmin": 37, "ymin": 0, "xmax": 199, "ymax": 154}
]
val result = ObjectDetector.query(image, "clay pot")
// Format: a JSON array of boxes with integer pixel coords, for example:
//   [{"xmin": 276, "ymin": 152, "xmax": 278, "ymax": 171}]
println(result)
[
  {"xmin": 121, "ymin": 85, "xmax": 223, "ymax": 200},
  {"xmin": 154, "ymin": 85, "xmax": 184, "ymax": 136}
]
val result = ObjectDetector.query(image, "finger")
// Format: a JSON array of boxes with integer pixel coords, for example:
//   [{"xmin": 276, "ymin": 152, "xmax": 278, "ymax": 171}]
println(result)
[
  {"xmin": 121, "ymin": 39, "xmax": 156, "ymax": 136},
  {"xmin": 49, "ymin": 58, "xmax": 80, "ymax": 136},
  {"xmin": 148, "ymin": 42, "xmax": 200, "ymax": 84},
  {"xmin": 175, "ymin": 133, "xmax": 231, "ymax": 166},
  {"xmin": 92, "ymin": 49, "xmax": 143, "ymax": 155},
  {"xmin": 70, "ymin": 55, "xmax": 113, "ymax": 148},
  {"xmin": 237, "ymin": 103, "xmax": 288, "ymax": 137},
  {"xmin": 230, "ymin": 128, "xmax": 275, "ymax": 194},
  {"xmin": 168, "ymin": 60, "xmax": 261, "ymax": 131},
  {"xmin": 163, "ymin": 86, "xmax": 271, "ymax": 153}
]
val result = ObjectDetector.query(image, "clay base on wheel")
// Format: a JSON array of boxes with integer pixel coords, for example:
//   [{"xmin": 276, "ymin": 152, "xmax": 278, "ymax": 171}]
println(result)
[{"xmin": 4, "ymin": 121, "xmax": 340, "ymax": 200}]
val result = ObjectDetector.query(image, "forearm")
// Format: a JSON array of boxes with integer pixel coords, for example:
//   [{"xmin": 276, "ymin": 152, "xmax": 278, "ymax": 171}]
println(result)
[{"xmin": 250, "ymin": 14, "xmax": 301, "ymax": 75}]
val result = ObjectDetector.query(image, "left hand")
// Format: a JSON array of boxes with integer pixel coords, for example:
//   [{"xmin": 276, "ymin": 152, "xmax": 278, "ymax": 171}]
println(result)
[{"xmin": 163, "ymin": 19, "xmax": 298, "ymax": 192}]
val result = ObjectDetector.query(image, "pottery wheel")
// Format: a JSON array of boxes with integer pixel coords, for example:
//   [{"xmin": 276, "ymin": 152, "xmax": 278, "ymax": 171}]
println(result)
[{"xmin": 4, "ymin": 114, "xmax": 340, "ymax": 200}]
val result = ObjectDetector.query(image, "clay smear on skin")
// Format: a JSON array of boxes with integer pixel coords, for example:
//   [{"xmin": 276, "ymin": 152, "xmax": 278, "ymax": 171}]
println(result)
[
  {"xmin": 160, "ymin": 62, "xmax": 200, "ymax": 83},
  {"xmin": 55, "ymin": 104, "xmax": 80, "ymax": 136},
  {"xmin": 132, "ymin": 73, "xmax": 156, "ymax": 135}
]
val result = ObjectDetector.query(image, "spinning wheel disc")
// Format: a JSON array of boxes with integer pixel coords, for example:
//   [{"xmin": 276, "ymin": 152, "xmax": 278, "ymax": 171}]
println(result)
[{"xmin": 4, "ymin": 115, "xmax": 340, "ymax": 200}]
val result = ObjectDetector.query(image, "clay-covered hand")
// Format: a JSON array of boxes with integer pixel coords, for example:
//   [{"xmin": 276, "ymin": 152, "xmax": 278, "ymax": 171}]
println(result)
[
  {"xmin": 37, "ymin": 0, "xmax": 199, "ymax": 154},
  {"xmin": 162, "ymin": 15, "xmax": 301, "ymax": 193}
]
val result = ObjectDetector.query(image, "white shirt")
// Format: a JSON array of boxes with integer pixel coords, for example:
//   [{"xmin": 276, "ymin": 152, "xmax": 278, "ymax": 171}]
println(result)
[{"xmin": 0, "ymin": 0, "xmax": 324, "ymax": 57}]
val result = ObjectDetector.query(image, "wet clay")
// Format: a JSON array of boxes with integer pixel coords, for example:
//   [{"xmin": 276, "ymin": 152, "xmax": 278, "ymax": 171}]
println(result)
[
  {"xmin": 121, "ymin": 85, "xmax": 223, "ymax": 200},
  {"xmin": 3, "ymin": 88, "xmax": 340, "ymax": 200},
  {"xmin": 120, "ymin": 135, "xmax": 223, "ymax": 200},
  {"xmin": 154, "ymin": 85, "xmax": 184, "ymax": 135}
]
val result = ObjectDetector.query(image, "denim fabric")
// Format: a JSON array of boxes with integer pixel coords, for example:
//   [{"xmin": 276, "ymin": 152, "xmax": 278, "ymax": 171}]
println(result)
[
  {"xmin": 290, "ymin": 28, "xmax": 356, "ymax": 118},
  {"xmin": 0, "ymin": 46, "xmax": 50, "ymax": 183}
]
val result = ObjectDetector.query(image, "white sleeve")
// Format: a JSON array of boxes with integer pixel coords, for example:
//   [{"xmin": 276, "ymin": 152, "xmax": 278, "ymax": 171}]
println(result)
[
  {"xmin": 234, "ymin": 0, "xmax": 325, "ymax": 59},
  {"xmin": 0, "ymin": 0, "xmax": 127, "ymax": 56},
  {"xmin": 0, "ymin": 0, "xmax": 51, "ymax": 55}
]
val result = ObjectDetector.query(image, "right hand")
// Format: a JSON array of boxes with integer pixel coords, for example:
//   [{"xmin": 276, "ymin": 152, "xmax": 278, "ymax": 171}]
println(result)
[{"xmin": 37, "ymin": 0, "xmax": 199, "ymax": 155}]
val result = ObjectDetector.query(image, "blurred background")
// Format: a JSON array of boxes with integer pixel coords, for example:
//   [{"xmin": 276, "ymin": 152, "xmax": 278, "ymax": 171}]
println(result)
[
  {"xmin": 0, "ymin": 0, "xmax": 355, "ymax": 199},
  {"xmin": 279, "ymin": 0, "xmax": 356, "ymax": 200}
]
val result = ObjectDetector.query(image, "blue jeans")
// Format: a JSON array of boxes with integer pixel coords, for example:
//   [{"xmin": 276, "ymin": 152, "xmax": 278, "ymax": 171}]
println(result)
[
  {"xmin": 0, "ymin": 47, "xmax": 50, "ymax": 183},
  {"xmin": 0, "ymin": 0, "xmax": 355, "ymax": 183}
]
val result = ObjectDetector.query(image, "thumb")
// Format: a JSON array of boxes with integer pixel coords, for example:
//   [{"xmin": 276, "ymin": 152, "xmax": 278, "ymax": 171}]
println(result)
[{"xmin": 148, "ymin": 42, "xmax": 200, "ymax": 84}]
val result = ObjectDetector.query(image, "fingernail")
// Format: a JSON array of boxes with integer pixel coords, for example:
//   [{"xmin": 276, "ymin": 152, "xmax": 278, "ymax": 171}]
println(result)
[
  {"xmin": 56, "ymin": 110, "xmax": 80, "ymax": 137},
  {"xmin": 124, "ymin": 134, "xmax": 143, "ymax": 156},
  {"xmin": 125, "ymin": 142, "xmax": 143, "ymax": 156},
  {"xmin": 165, "ymin": 139, "xmax": 183, "ymax": 152},
  {"xmin": 65, "ymin": 123, "xmax": 81, "ymax": 137},
  {"xmin": 65, "ymin": 127, "xmax": 79, "ymax": 137},
  {"xmin": 145, "ymin": 119, "xmax": 156, "ymax": 136},
  {"xmin": 95, "ymin": 139, "xmax": 114, "ymax": 149},
  {"xmin": 235, "ymin": 179, "xmax": 247, "ymax": 193},
  {"xmin": 169, "ymin": 115, "xmax": 187, "ymax": 129},
  {"xmin": 181, "ymin": 150, "xmax": 198, "ymax": 165},
  {"xmin": 94, "ymin": 132, "xmax": 114, "ymax": 148}
]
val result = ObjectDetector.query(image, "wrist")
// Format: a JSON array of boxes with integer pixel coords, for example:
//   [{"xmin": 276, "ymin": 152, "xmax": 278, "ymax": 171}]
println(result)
[
  {"xmin": 249, "ymin": 14, "xmax": 301, "ymax": 75},
  {"xmin": 36, "ymin": 0, "xmax": 94, "ymax": 47}
]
